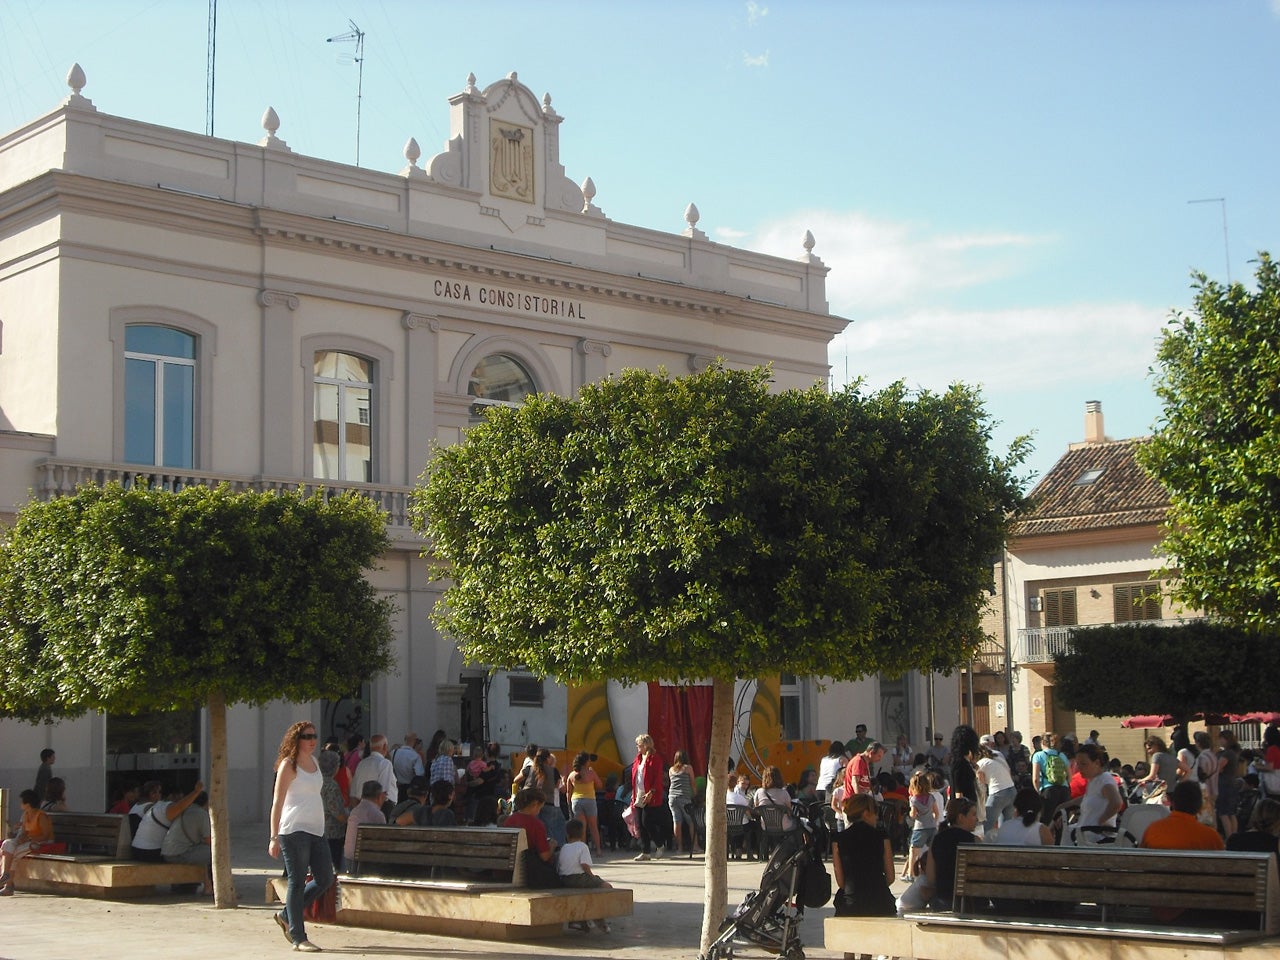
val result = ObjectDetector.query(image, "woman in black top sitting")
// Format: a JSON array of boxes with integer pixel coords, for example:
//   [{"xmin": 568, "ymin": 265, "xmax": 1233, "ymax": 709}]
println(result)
[
  {"xmin": 926, "ymin": 796, "xmax": 979, "ymax": 909},
  {"xmin": 832, "ymin": 794, "xmax": 896, "ymax": 916}
]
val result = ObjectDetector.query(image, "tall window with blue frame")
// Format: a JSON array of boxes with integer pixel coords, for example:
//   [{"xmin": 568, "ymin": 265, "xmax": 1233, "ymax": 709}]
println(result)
[{"xmin": 124, "ymin": 324, "xmax": 196, "ymax": 467}]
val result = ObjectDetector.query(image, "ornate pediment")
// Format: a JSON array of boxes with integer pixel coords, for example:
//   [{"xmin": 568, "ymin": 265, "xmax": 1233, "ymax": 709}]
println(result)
[{"xmin": 427, "ymin": 72, "xmax": 588, "ymax": 233}]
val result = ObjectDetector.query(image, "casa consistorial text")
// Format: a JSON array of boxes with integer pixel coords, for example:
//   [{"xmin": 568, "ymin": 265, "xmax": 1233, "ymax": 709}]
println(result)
[{"xmin": 431, "ymin": 278, "xmax": 589, "ymax": 320}]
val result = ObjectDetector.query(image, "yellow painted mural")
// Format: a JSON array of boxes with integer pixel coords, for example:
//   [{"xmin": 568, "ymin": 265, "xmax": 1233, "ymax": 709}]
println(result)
[{"xmin": 563, "ymin": 676, "xmax": 827, "ymax": 788}]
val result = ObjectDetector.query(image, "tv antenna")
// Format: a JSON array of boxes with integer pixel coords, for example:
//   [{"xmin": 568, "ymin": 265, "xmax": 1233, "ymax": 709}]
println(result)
[
  {"xmin": 1187, "ymin": 197, "xmax": 1231, "ymax": 284},
  {"xmin": 205, "ymin": 0, "xmax": 217, "ymax": 136},
  {"xmin": 327, "ymin": 20, "xmax": 366, "ymax": 166}
]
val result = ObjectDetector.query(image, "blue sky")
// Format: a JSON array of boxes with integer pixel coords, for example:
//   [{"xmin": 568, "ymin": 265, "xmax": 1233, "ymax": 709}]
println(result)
[{"xmin": 3, "ymin": 0, "xmax": 1277, "ymax": 484}]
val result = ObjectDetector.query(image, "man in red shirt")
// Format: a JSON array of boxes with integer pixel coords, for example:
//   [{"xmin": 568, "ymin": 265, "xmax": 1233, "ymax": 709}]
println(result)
[
  {"xmin": 843, "ymin": 741, "xmax": 886, "ymax": 799},
  {"xmin": 1141, "ymin": 781, "xmax": 1224, "ymax": 851}
]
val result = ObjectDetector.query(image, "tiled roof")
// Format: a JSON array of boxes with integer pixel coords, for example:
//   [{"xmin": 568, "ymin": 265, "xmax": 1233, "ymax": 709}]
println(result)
[{"xmin": 1012, "ymin": 438, "xmax": 1169, "ymax": 538}]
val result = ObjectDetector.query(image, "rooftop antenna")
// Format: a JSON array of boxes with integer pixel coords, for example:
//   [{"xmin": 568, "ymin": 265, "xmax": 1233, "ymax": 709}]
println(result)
[
  {"xmin": 1187, "ymin": 197, "xmax": 1231, "ymax": 284},
  {"xmin": 205, "ymin": 0, "xmax": 217, "ymax": 136},
  {"xmin": 326, "ymin": 20, "xmax": 366, "ymax": 166}
]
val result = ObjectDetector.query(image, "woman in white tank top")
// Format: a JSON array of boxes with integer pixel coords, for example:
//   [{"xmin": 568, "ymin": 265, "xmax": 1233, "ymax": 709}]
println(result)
[
  {"xmin": 992, "ymin": 787, "xmax": 1054, "ymax": 846},
  {"xmin": 268, "ymin": 721, "xmax": 334, "ymax": 952}
]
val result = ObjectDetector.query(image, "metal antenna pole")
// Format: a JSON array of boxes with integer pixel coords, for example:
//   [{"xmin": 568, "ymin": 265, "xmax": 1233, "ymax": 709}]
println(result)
[
  {"xmin": 205, "ymin": 0, "xmax": 217, "ymax": 136},
  {"xmin": 327, "ymin": 20, "xmax": 366, "ymax": 166},
  {"xmin": 1188, "ymin": 197, "xmax": 1231, "ymax": 284}
]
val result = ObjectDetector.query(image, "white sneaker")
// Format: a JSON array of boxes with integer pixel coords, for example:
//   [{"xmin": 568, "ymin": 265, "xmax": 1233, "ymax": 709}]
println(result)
[
  {"xmin": 633, "ymin": 852, "xmax": 650, "ymax": 861},
  {"xmin": 651, "ymin": 847, "xmax": 664, "ymax": 859}
]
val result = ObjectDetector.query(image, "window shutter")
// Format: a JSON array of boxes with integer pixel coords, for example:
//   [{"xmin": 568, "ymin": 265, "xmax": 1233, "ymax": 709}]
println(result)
[{"xmin": 1044, "ymin": 588, "xmax": 1077, "ymax": 627}]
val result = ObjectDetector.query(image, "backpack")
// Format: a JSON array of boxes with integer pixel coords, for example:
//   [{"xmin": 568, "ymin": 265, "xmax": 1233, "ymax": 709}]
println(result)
[
  {"xmin": 799, "ymin": 857, "xmax": 832, "ymax": 908},
  {"xmin": 1044, "ymin": 750, "xmax": 1068, "ymax": 786}
]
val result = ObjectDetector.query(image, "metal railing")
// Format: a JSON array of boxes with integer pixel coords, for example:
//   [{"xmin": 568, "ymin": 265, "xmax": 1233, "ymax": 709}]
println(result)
[
  {"xmin": 35, "ymin": 458, "xmax": 418, "ymax": 531},
  {"xmin": 1016, "ymin": 618, "xmax": 1206, "ymax": 665}
]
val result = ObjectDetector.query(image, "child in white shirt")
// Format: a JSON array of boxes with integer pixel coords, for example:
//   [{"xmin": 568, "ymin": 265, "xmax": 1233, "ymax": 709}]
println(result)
[{"xmin": 558, "ymin": 819, "xmax": 612, "ymax": 932}]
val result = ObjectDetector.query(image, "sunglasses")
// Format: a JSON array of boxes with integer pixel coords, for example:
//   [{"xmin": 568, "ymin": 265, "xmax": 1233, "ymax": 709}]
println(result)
[{"xmin": 299, "ymin": 733, "xmax": 318, "ymax": 741}]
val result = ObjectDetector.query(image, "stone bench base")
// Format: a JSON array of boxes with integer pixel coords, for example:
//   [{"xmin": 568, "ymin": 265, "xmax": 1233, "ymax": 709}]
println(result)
[
  {"xmin": 15, "ymin": 856, "xmax": 206, "ymax": 898},
  {"xmin": 334, "ymin": 877, "xmax": 632, "ymax": 941},
  {"xmin": 825, "ymin": 917, "xmax": 1280, "ymax": 960}
]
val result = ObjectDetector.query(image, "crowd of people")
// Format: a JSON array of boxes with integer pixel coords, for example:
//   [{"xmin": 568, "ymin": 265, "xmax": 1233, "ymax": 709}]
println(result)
[
  {"xmin": 822, "ymin": 720, "xmax": 1280, "ymax": 919},
  {"xmin": 8, "ymin": 718, "xmax": 1279, "ymax": 940}
]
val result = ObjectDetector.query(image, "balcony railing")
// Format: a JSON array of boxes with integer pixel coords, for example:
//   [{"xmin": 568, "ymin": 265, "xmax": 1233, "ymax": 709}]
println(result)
[
  {"xmin": 36, "ymin": 458, "xmax": 419, "ymax": 533},
  {"xmin": 1017, "ymin": 618, "xmax": 1206, "ymax": 665},
  {"xmin": 1017, "ymin": 626, "xmax": 1078, "ymax": 664}
]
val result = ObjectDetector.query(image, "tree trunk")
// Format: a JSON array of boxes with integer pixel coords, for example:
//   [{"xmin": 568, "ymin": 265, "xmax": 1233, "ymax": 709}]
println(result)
[
  {"xmin": 699, "ymin": 676, "xmax": 735, "ymax": 957},
  {"xmin": 207, "ymin": 688, "xmax": 238, "ymax": 908}
]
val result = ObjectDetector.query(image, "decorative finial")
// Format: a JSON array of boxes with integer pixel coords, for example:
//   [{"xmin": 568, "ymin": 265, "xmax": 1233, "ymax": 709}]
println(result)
[
  {"xmin": 581, "ymin": 177, "xmax": 601, "ymax": 216},
  {"xmin": 465, "ymin": 72, "xmax": 478, "ymax": 94},
  {"xmin": 683, "ymin": 203, "xmax": 706, "ymax": 240},
  {"xmin": 803, "ymin": 230, "xmax": 816, "ymax": 253},
  {"xmin": 508, "ymin": 71, "xmax": 518, "ymax": 82},
  {"xmin": 67, "ymin": 63, "xmax": 86, "ymax": 96},
  {"xmin": 258, "ymin": 106, "xmax": 290, "ymax": 151},
  {"xmin": 404, "ymin": 137, "xmax": 421, "ymax": 167}
]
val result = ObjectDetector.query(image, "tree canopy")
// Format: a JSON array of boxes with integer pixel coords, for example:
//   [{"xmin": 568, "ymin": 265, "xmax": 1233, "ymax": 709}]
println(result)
[
  {"xmin": 1054, "ymin": 621, "xmax": 1280, "ymax": 720},
  {"xmin": 0, "ymin": 483, "xmax": 395, "ymax": 718},
  {"xmin": 1138, "ymin": 252, "xmax": 1280, "ymax": 628},
  {"xmin": 0, "ymin": 482, "xmax": 396, "ymax": 906},
  {"xmin": 413, "ymin": 365, "xmax": 1028, "ymax": 685},
  {"xmin": 412, "ymin": 364, "xmax": 1027, "ymax": 954}
]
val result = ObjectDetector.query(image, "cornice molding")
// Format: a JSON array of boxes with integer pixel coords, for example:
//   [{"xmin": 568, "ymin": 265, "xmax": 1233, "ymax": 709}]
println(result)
[{"xmin": 10, "ymin": 171, "xmax": 844, "ymax": 338}]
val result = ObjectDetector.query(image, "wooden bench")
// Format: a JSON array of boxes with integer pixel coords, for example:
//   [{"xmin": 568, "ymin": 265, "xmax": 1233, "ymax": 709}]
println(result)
[
  {"xmin": 826, "ymin": 845, "xmax": 1280, "ymax": 960},
  {"xmin": 13, "ymin": 812, "xmax": 206, "ymax": 898},
  {"xmin": 267, "ymin": 824, "xmax": 631, "ymax": 940}
]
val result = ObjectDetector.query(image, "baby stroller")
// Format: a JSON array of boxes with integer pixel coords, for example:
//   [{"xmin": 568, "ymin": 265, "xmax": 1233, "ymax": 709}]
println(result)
[{"xmin": 702, "ymin": 820, "xmax": 828, "ymax": 960}]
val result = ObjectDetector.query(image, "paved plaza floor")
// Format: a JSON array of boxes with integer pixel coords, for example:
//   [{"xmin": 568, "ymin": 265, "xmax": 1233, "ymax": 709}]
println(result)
[{"xmin": 0, "ymin": 828, "xmax": 907, "ymax": 960}]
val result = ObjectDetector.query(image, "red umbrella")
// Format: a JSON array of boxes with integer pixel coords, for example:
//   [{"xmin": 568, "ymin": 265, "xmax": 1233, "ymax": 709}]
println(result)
[
  {"xmin": 1120, "ymin": 712, "xmax": 1231, "ymax": 729},
  {"xmin": 1121, "ymin": 715, "xmax": 1172, "ymax": 729},
  {"xmin": 1229, "ymin": 711, "xmax": 1280, "ymax": 724}
]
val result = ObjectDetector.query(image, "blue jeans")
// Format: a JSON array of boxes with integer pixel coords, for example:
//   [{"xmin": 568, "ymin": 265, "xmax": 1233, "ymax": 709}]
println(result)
[
  {"xmin": 985, "ymin": 787, "xmax": 1016, "ymax": 833},
  {"xmin": 278, "ymin": 830, "xmax": 334, "ymax": 945}
]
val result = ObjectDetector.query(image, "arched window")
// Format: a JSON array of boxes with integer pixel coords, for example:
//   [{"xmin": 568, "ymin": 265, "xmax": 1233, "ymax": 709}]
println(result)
[
  {"xmin": 124, "ymin": 324, "xmax": 196, "ymax": 468},
  {"xmin": 468, "ymin": 353, "xmax": 536, "ymax": 422},
  {"xmin": 314, "ymin": 350, "xmax": 374, "ymax": 481}
]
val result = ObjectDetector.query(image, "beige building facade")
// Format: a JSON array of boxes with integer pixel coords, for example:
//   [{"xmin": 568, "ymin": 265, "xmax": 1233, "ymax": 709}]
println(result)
[{"xmin": 0, "ymin": 67, "xmax": 955, "ymax": 819}]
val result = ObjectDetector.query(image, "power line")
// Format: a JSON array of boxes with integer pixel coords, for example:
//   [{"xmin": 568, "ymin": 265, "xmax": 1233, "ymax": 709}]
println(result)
[{"xmin": 1187, "ymin": 197, "xmax": 1231, "ymax": 284}]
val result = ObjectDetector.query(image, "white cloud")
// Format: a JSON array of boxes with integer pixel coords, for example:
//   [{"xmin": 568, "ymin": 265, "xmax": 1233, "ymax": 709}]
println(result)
[
  {"xmin": 747, "ymin": 2, "xmax": 769, "ymax": 26},
  {"xmin": 828, "ymin": 301, "xmax": 1165, "ymax": 397},
  {"xmin": 714, "ymin": 226, "xmax": 749, "ymax": 240},
  {"xmin": 743, "ymin": 208, "xmax": 1165, "ymax": 399},
  {"xmin": 750, "ymin": 209, "xmax": 1049, "ymax": 311},
  {"xmin": 743, "ymin": 51, "xmax": 770, "ymax": 67}
]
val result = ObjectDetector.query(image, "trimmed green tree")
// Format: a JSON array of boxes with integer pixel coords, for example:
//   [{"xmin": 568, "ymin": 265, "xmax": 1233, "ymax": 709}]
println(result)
[
  {"xmin": 0, "ymin": 483, "xmax": 395, "ymax": 907},
  {"xmin": 1138, "ymin": 252, "xmax": 1280, "ymax": 628},
  {"xmin": 410, "ymin": 364, "xmax": 1026, "ymax": 954},
  {"xmin": 1054, "ymin": 621, "xmax": 1280, "ymax": 722}
]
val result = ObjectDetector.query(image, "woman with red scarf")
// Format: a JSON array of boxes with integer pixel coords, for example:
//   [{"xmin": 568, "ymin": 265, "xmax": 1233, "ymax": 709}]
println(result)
[{"xmin": 630, "ymin": 733, "xmax": 670, "ymax": 860}]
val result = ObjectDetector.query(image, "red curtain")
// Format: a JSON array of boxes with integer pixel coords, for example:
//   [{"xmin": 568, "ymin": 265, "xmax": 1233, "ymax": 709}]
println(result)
[{"xmin": 647, "ymin": 683, "xmax": 714, "ymax": 776}]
